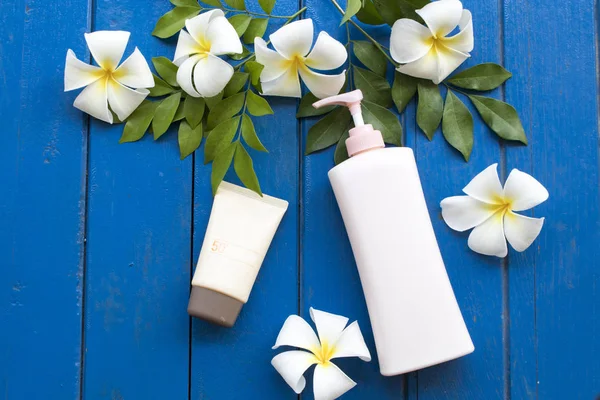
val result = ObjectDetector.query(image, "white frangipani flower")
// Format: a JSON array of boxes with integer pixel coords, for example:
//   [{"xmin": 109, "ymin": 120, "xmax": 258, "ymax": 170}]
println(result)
[
  {"xmin": 174, "ymin": 10, "xmax": 243, "ymax": 98},
  {"xmin": 272, "ymin": 308, "xmax": 371, "ymax": 400},
  {"xmin": 441, "ymin": 164, "xmax": 549, "ymax": 258},
  {"xmin": 255, "ymin": 19, "xmax": 347, "ymax": 99},
  {"xmin": 390, "ymin": 0, "xmax": 474, "ymax": 84},
  {"xmin": 64, "ymin": 31, "xmax": 154, "ymax": 124}
]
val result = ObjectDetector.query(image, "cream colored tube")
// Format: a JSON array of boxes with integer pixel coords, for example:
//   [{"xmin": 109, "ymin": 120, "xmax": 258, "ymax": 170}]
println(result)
[{"xmin": 188, "ymin": 181, "xmax": 288, "ymax": 327}]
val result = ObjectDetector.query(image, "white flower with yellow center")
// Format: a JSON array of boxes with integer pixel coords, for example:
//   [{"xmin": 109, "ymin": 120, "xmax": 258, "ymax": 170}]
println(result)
[
  {"xmin": 254, "ymin": 19, "xmax": 347, "ymax": 99},
  {"xmin": 271, "ymin": 308, "xmax": 371, "ymax": 400},
  {"xmin": 174, "ymin": 10, "xmax": 242, "ymax": 98},
  {"xmin": 441, "ymin": 164, "xmax": 549, "ymax": 258},
  {"xmin": 390, "ymin": 0, "xmax": 474, "ymax": 84},
  {"xmin": 64, "ymin": 31, "xmax": 154, "ymax": 124}
]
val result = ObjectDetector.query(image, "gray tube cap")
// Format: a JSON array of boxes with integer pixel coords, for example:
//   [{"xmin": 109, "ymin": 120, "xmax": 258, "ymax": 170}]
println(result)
[{"xmin": 187, "ymin": 286, "xmax": 243, "ymax": 328}]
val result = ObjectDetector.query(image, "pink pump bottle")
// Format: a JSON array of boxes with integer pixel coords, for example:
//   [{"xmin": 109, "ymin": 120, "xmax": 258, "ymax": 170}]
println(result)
[{"xmin": 313, "ymin": 90, "xmax": 474, "ymax": 376}]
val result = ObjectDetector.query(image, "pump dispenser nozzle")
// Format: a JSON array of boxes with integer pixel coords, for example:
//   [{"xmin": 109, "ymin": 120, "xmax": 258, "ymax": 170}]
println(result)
[{"xmin": 313, "ymin": 89, "xmax": 385, "ymax": 157}]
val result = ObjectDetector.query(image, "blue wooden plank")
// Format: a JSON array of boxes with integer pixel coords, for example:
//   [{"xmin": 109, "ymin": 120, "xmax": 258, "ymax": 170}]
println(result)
[
  {"xmin": 414, "ymin": 1, "xmax": 505, "ymax": 399},
  {"xmin": 504, "ymin": 0, "xmax": 600, "ymax": 398},
  {"xmin": 301, "ymin": 3, "xmax": 406, "ymax": 399},
  {"xmin": 81, "ymin": 1, "xmax": 192, "ymax": 399},
  {"xmin": 189, "ymin": 2, "xmax": 300, "ymax": 398},
  {"xmin": 0, "ymin": 0, "xmax": 89, "ymax": 398}
]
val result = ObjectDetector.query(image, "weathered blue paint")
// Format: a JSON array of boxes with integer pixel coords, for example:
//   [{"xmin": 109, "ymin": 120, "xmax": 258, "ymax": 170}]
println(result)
[{"xmin": 1, "ymin": 0, "xmax": 598, "ymax": 399}]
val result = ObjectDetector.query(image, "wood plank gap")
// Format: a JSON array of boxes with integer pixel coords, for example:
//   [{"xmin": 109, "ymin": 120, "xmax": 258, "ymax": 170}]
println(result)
[
  {"xmin": 188, "ymin": 152, "xmax": 195, "ymax": 400},
  {"xmin": 78, "ymin": 1, "xmax": 95, "ymax": 397}
]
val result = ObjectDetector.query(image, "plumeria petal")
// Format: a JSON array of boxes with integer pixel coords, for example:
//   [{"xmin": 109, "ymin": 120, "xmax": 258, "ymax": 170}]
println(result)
[
  {"xmin": 64, "ymin": 49, "xmax": 104, "ymax": 91},
  {"xmin": 84, "ymin": 31, "xmax": 130, "ymax": 71},
  {"xmin": 396, "ymin": 47, "xmax": 439, "ymax": 82},
  {"xmin": 441, "ymin": 10, "xmax": 474, "ymax": 53},
  {"xmin": 440, "ymin": 195, "xmax": 497, "ymax": 232},
  {"xmin": 273, "ymin": 315, "xmax": 321, "ymax": 352},
  {"xmin": 313, "ymin": 363, "xmax": 356, "ymax": 400},
  {"xmin": 205, "ymin": 14, "xmax": 243, "ymax": 55},
  {"xmin": 107, "ymin": 79, "xmax": 148, "ymax": 121},
  {"xmin": 271, "ymin": 351, "xmax": 318, "ymax": 394},
  {"xmin": 435, "ymin": 44, "xmax": 469, "ymax": 84},
  {"xmin": 309, "ymin": 308, "xmax": 349, "ymax": 345},
  {"xmin": 468, "ymin": 212, "xmax": 508, "ymax": 257},
  {"xmin": 193, "ymin": 54, "xmax": 234, "ymax": 97},
  {"xmin": 255, "ymin": 37, "xmax": 291, "ymax": 82},
  {"xmin": 463, "ymin": 163, "xmax": 504, "ymax": 204},
  {"xmin": 504, "ymin": 212, "xmax": 545, "ymax": 252},
  {"xmin": 416, "ymin": 0, "xmax": 464, "ymax": 38},
  {"xmin": 186, "ymin": 10, "xmax": 223, "ymax": 45},
  {"xmin": 298, "ymin": 66, "xmax": 346, "ymax": 99},
  {"xmin": 113, "ymin": 48, "xmax": 154, "ymax": 88},
  {"xmin": 330, "ymin": 321, "xmax": 371, "ymax": 362},
  {"xmin": 262, "ymin": 65, "xmax": 302, "ymax": 98},
  {"xmin": 390, "ymin": 19, "xmax": 433, "ymax": 64},
  {"xmin": 73, "ymin": 77, "xmax": 112, "ymax": 123},
  {"xmin": 304, "ymin": 32, "xmax": 347, "ymax": 70},
  {"xmin": 503, "ymin": 169, "xmax": 549, "ymax": 211},
  {"xmin": 174, "ymin": 30, "xmax": 199, "ymax": 65},
  {"xmin": 270, "ymin": 19, "xmax": 313, "ymax": 59},
  {"xmin": 176, "ymin": 55, "xmax": 203, "ymax": 98}
]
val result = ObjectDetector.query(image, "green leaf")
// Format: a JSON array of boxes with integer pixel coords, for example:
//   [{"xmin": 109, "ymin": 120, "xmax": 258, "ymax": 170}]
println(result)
[
  {"xmin": 211, "ymin": 142, "xmax": 237, "ymax": 195},
  {"xmin": 148, "ymin": 74, "xmax": 176, "ymax": 97},
  {"xmin": 442, "ymin": 91, "xmax": 473, "ymax": 161},
  {"xmin": 416, "ymin": 81, "xmax": 443, "ymax": 140},
  {"xmin": 152, "ymin": 92, "xmax": 182, "ymax": 139},
  {"xmin": 353, "ymin": 41, "xmax": 386, "ymax": 76},
  {"xmin": 201, "ymin": 0, "xmax": 222, "ymax": 6},
  {"xmin": 356, "ymin": 0, "xmax": 385, "ymax": 25},
  {"xmin": 119, "ymin": 101, "xmax": 159, "ymax": 143},
  {"xmin": 171, "ymin": 0, "xmax": 200, "ymax": 6},
  {"xmin": 178, "ymin": 120, "xmax": 203, "ymax": 159},
  {"xmin": 353, "ymin": 66, "xmax": 392, "ymax": 108},
  {"xmin": 234, "ymin": 142, "xmax": 262, "ymax": 195},
  {"xmin": 224, "ymin": 72, "xmax": 249, "ymax": 97},
  {"xmin": 152, "ymin": 6, "xmax": 200, "ymax": 39},
  {"xmin": 468, "ymin": 95, "xmax": 527, "ymax": 144},
  {"xmin": 447, "ymin": 63, "xmax": 513, "ymax": 91},
  {"xmin": 397, "ymin": 0, "xmax": 429, "ymax": 22},
  {"xmin": 152, "ymin": 57, "xmax": 179, "ymax": 87},
  {"xmin": 334, "ymin": 132, "xmax": 350, "ymax": 165},
  {"xmin": 341, "ymin": 0, "xmax": 361, "ymax": 24},
  {"xmin": 205, "ymin": 117, "xmax": 240, "ymax": 163},
  {"xmin": 223, "ymin": 0, "xmax": 245, "ymax": 10},
  {"xmin": 246, "ymin": 61, "xmax": 264, "ymax": 91},
  {"xmin": 392, "ymin": 72, "xmax": 418, "ymax": 113},
  {"xmin": 173, "ymin": 100, "xmax": 186, "ymax": 121},
  {"xmin": 305, "ymin": 107, "xmax": 352, "ymax": 154},
  {"xmin": 228, "ymin": 14, "xmax": 252, "ymax": 36},
  {"xmin": 207, "ymin": 92, "xmax": 245, "ymax": 130},
  {"xmin": 297, "ymin": 92, "xmax": 335, "ymax": 118},
  {"xmin": 205, "ymin": 91, "xmax": 224, "ymax": 109},
  {"xmin": 243, "ymin": 18, "xmax": 269, "ymax": 44},
  {"xmin": 246, "ymin": 91, "xmax": 273, "ymax": 116},
  {"xmin": 362, "ymin": 100, "xmax": 403, "ymax": 146},
  {"xmin": 184, "ymin": 96, "xmax": 205, "ymax": 128},
  {"xmin": 229, "ymin": 45, "xmax": 251, "ymax": 61},
  {"xmin": 258, "ymin": 0, "xmax": 275, "ymax": 14},
  {"xmin": 371, "ymin": 0, "xmax": 402, "ymax": 25},
  {"xmin": 241, "ymin": 114, "xmax": 267, "ymax": 152}
]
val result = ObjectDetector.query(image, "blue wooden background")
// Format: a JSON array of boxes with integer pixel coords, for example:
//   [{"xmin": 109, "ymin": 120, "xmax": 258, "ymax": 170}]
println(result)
[{"xmin": 1, "ymin": 0, "xmax": 598, "ymax": 398}]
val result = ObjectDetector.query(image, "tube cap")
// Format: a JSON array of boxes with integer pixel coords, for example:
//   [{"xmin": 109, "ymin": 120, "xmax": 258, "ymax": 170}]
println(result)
[{"xmin": 187, "ymin": 286, "xmax": 243, "ymax": 327}]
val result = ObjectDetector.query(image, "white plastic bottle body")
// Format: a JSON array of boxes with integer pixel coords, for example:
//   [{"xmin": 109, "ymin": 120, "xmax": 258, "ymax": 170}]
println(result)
[{"xmin": 328, "ymin": 147, "xmax": 474, "ymax": 376}]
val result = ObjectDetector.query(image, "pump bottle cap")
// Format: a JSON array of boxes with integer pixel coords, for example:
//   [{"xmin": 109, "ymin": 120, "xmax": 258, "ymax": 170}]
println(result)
[{"xmin": 313, "ymin": 90, "xmax": 385, "ymax": 157}]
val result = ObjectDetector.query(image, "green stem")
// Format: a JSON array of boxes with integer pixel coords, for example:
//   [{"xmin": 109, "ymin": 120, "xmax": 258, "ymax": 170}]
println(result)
[
  {"xmin": 328, "ymin": 0, "xmax": 398, "ymax": 67},
  {"xmin": 443, "ymin": 82, "xmax": 469, "ymax": 97},
  {"xmin": 233, "ymin": 6, "xmax": 307, "ymax": 71},
  {"xmin": 345, "ymin": 23, "xmax": 354, "ymax": 91}
]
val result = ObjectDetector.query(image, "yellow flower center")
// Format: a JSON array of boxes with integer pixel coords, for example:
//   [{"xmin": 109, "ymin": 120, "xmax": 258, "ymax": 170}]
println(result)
[
  {"xmin": 488, "ymin": 197, "xmax": 514, "ymax": 221},
  {"xmin": 313, "ymin": 341, "xmax": 336, "ymax": 366},
  {"xmin": 194, "ymin": 38, "xmax": 212, "ymax": 56}
]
